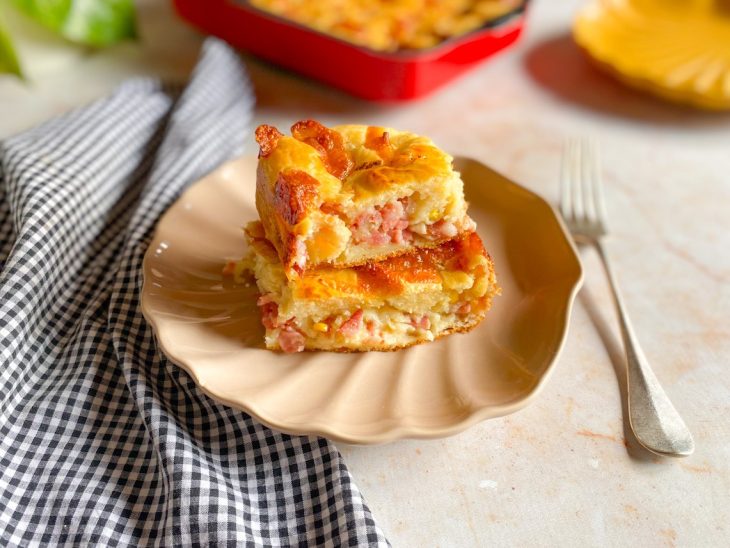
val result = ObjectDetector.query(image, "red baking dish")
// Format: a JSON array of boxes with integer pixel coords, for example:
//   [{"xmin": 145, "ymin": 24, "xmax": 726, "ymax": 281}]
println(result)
[{"xmin": 173, "ymin": 0, "xmax": 529, "ymax": 101}]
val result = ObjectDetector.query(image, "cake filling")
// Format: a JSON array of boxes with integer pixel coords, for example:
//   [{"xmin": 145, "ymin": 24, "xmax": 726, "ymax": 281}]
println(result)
[
  {"xmin": 256, "ymin": 296, "xmax": 487, "ymax": 353},
  {"xmin": 345, "ymin": 196, "xmax": 471, "ymax": 249},
  {"xmin": 350, "ymin": 198, "xmax": 412, "ymax": 245}
]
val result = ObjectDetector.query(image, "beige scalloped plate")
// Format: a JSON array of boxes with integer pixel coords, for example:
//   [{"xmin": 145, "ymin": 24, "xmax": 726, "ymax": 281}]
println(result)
[{"xmin": 141, "ymin": 156, "xmax": 582, "ymax": 444}]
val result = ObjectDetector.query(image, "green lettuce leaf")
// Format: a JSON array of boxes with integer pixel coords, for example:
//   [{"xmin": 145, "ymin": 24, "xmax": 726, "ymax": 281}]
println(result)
[
  {"xmin": 0, "ymin": 17, "xmax": 22, "ymax": 77},
  {"xmin": 10, "ymin": 0, "xmax": 136, "ymax": 47}
]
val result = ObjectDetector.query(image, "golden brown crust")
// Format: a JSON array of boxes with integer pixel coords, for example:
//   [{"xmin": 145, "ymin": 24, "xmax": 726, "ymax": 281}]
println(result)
[
  {"xmin": 291, "ymin": 119, "xmax": 352, "ymax": 179},
  {"xmin": 255, "ymin": 120, "xmax": 464, "ymax": 278},
  {"xmin": 364, "ymin": 126, "xmax": 393, "ymax": 162},
  {"xmin": 255, "ymin": 125, "xmax": 283, "ymax": 158},
  {"xmin": 274, "ymin": 170, "xmax": 319, "ymax": 226},
  {"xmin": 356, "ymin": 231, "xmax": 487, "ymax": 294},
  {"xmin": 249, "ymin": 0, "xmax": 520, "ymax": 52},
  {"xmin": 283, "ymin": 234, "xmax": 299, "ymax": 274}
]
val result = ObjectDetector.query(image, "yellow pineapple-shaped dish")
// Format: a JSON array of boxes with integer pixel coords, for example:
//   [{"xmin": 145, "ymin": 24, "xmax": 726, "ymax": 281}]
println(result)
[{"xmin": 574, "ymin": 0, "xmax": 730, "ymax": 110}]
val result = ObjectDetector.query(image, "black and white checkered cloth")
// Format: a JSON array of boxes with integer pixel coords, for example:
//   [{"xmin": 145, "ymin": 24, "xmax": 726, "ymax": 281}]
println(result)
[{"xmin": 0, "ymin": 39, "xmax": 388, "ymax": 547}]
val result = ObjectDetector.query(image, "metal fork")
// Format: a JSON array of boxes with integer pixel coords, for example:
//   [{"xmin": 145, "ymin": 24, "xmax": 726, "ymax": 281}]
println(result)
[{"xmin": 560, "ymin": 138, "xmax": 694, "ymax": 457}]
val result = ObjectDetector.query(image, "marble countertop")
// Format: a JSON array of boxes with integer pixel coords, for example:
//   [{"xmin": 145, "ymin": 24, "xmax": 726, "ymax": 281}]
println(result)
[{"xmin": 2, "ymin": 0, "xmax": 728, "ymax": 545}]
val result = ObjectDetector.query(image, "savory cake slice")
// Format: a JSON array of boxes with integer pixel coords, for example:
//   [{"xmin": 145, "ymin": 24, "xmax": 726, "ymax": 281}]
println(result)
[
  {"xmin": 240, "ymin": 221, "xmax": 498, "ymax": 353},
  {"xmin": 254, "ymin": 120, "xmax": 475, "ymax": 279}
]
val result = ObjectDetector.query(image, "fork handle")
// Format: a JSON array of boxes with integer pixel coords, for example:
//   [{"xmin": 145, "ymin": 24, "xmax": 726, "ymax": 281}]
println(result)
[{"xmin": 592, "ymin": 238, "xmax": 694, "ymax": 457}]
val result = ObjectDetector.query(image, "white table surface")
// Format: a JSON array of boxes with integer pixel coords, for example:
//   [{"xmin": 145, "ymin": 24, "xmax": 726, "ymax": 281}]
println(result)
[{"xmin": 3, "ymin": 1, "xmax": 729, "ymax": 546}]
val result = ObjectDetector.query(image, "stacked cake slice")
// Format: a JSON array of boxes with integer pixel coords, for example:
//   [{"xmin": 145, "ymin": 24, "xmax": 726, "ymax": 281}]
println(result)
[{"xmin": 237, "ymin": 119, "xmax": 498, "ymax": 353}]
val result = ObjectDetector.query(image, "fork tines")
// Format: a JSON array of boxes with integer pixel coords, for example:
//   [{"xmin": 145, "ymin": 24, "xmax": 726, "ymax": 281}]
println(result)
[{"xmin": 560, "ymin": 137, "xmax": 608, "ymax": 236}]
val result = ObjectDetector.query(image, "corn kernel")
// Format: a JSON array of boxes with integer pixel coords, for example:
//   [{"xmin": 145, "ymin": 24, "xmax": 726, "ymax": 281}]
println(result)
[
  {"xmin": 441, "ymin": 270, "xmax": 473, "ymax": 291},
  {"xmin": 467, "ymin": 253, "xmax": 488, "ymax": 270},
  {"xmin": 313, "ymin": 322, "xmax": 329, "ymax": 333},
  {"xmin": 472, "ymin": 276, "xmax": 489, "ymax": 297}
]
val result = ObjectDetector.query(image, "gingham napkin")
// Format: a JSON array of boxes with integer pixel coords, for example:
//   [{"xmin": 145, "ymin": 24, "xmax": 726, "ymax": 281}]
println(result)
[{"xmin": 0, "ymin": 39, "xmax": 387, "ymax": 547}]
